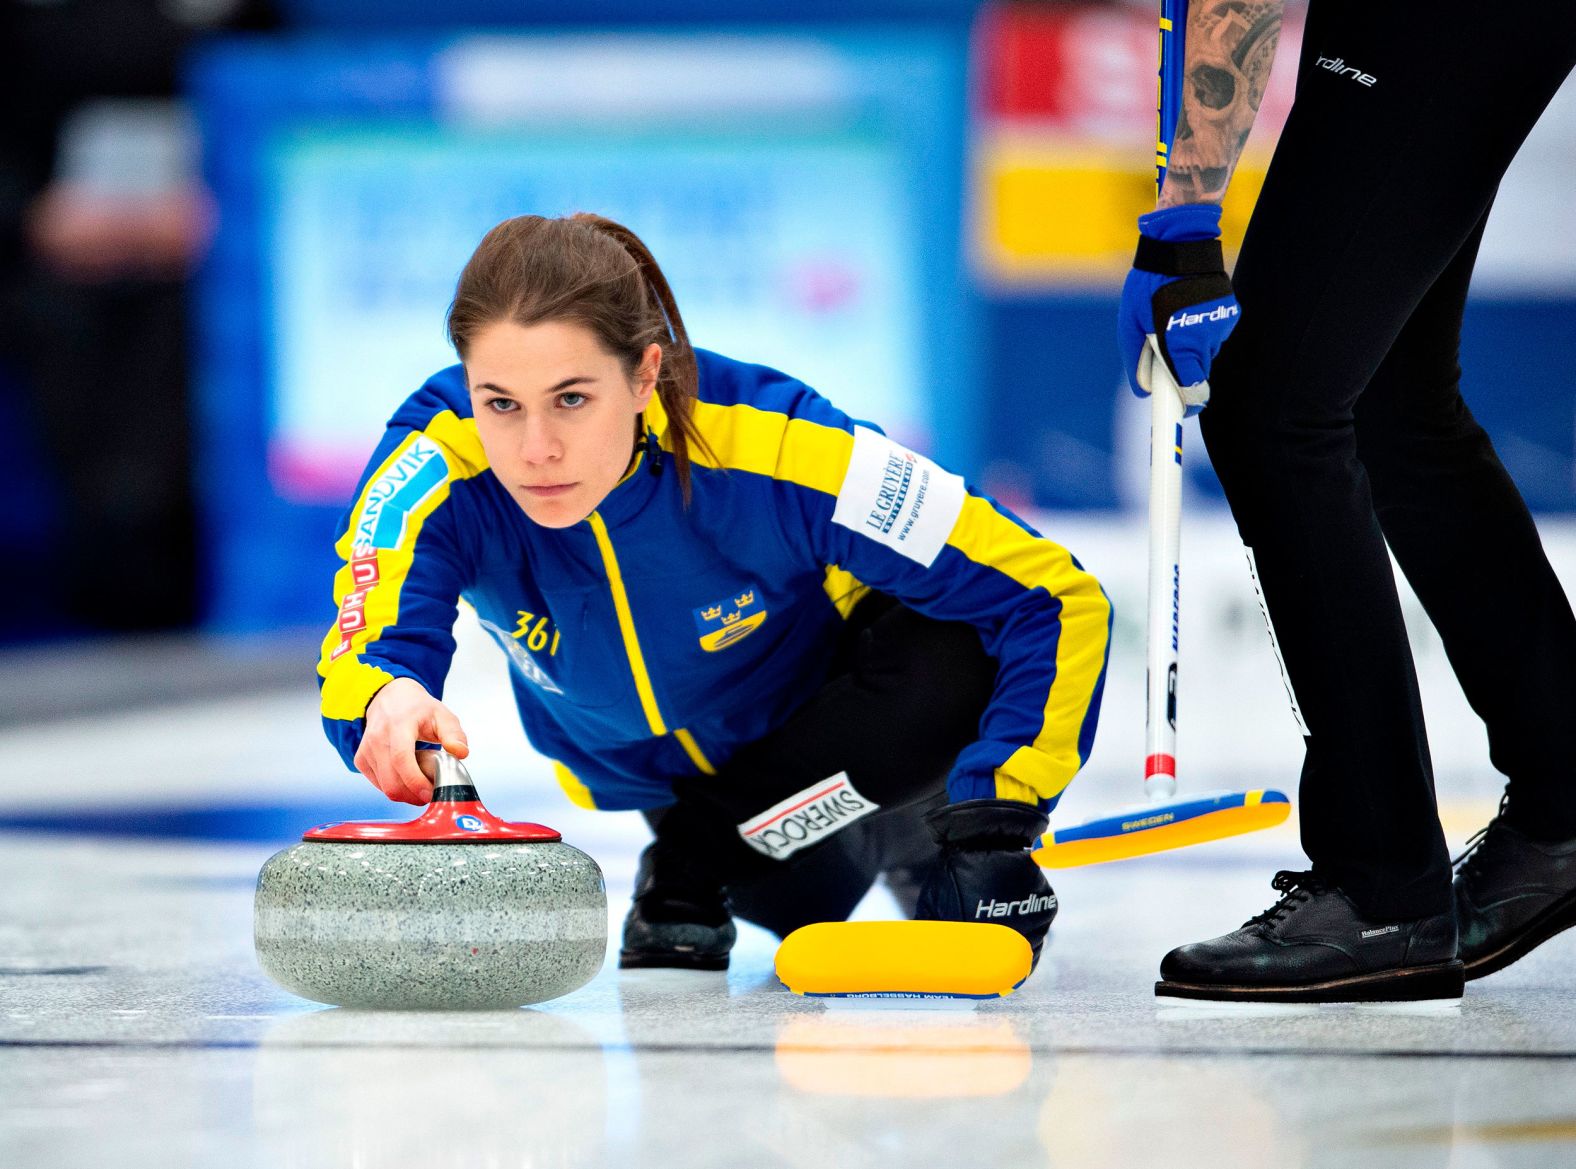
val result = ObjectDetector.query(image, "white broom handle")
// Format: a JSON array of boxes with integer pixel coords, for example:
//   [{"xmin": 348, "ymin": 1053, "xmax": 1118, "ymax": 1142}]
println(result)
[{"xmin": 1145, "ymin": 335, "xmax": 1185, "ymax": 800}]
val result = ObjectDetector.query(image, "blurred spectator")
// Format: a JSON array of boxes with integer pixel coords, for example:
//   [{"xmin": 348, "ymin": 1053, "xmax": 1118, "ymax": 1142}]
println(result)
[{"xmin": 0, "ymin": 0, "xmax": 275, "ymax": 634}]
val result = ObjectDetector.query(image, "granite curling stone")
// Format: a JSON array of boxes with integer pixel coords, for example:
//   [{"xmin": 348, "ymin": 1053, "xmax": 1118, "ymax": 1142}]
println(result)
[{"xmin": 255, "ymin": 752, "xmax": 607, "ymax": 1009}]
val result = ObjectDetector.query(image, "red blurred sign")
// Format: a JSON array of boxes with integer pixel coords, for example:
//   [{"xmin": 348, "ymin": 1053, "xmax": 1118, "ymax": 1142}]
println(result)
[{"xmin": 978, "ymin": 2, "xmax": 1300, "ymax": 137}]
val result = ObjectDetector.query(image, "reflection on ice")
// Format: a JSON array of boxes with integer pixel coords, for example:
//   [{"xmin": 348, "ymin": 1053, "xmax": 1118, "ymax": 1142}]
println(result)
[
  {"xmin": 774, "ymin": 1012, "xmax": 1031, "ymax": 1098},
  {"xmin": 253, "ymin": 1007, "xmax": 610, "ymax": 1168}
]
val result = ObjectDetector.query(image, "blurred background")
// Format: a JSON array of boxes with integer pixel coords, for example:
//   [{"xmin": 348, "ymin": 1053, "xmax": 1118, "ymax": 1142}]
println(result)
[{"xmin": 1, "ymin": 0, "xmax": 1573, "ymax": 828}]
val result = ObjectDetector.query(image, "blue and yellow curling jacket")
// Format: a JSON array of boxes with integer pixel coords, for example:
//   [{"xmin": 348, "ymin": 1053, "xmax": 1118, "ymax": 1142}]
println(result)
[{"xmin": 318, "ymin": 350, "xmax": 1111, "ymax": 812}]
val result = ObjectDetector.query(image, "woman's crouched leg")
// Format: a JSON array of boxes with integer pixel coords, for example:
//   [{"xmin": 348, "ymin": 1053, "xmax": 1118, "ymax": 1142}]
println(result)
[{"xmin": 621, "ymin": 596, "xmax": 996, "ymax": 965}]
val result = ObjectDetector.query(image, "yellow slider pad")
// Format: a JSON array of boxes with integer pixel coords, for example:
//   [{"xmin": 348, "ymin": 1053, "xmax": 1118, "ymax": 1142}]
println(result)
[{"xmin": 775, "ymin": 921, "xmax": 1033, "ymax": 1001}]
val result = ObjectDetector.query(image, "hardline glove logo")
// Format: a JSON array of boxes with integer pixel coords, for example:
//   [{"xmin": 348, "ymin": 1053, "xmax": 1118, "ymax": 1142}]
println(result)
[
  {"xmin": 975, "ymin": 892, "xmax": 1058, "ymax": 920},
  {"xmin": 1167, "ymin": 303, "xmax": 1239, "ymax": 332}
]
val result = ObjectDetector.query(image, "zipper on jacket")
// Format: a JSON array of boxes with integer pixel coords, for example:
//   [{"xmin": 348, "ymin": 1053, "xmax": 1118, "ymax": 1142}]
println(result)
[{"xmin": 586, "ymin": 511, "xmax": 714, "ymax": 775}]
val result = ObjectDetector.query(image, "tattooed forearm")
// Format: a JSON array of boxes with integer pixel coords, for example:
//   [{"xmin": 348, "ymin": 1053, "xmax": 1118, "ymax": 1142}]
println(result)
[{"xmin": 1158, "ymin": 0, "xmax": 1285, "ymax": 208}]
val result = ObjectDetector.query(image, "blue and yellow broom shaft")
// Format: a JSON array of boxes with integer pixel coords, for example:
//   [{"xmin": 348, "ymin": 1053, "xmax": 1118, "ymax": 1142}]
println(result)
[
  {"xmin": 1144, "ymin": 348, "xmax": 1185, "ymax": 802},
  {"xmin": 1147, "ymin": 0, "xmax": 1187, "ymax": 798},
  {"xmin": 1034, "ymin": 0, "xmax": 1292, "ymax": 869},
  {"xmin": 1157, "ymin": 0, "xmax": 1187, "ymax": 194}
]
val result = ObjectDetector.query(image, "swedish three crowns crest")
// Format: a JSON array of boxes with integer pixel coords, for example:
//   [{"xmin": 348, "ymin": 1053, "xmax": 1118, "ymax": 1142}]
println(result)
[{"xmin": 693, "ymin": 586, "xmax": 768, "ymax": 653}]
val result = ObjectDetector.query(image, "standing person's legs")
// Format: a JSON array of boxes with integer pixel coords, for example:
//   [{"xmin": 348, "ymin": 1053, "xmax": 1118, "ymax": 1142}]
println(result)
[
  {"xmin": 1349, "ymin": 205, "xmax": 1576, "ymax": 980},
  {"xmin": 1355, "ymin": 213, "xmax": 1576, "ymax": 844},
  {"xmin": 1198, "ymin": 0, "xmax": 1576, "ymax": 920}
]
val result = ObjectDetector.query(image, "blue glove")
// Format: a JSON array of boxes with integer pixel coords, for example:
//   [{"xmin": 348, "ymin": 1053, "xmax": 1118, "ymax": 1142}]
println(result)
[{"xmin": 1118, "ymin": 203, "xmax": 1239, "ymax": 415}]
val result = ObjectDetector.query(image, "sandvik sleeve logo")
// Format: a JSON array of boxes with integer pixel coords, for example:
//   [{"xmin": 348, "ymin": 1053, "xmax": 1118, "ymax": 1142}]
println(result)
[
  {"xmin": 353, "ymin": 437, "xmax": 449, "ymax": 553},
  {"xmin": 830, "ymin": 428, "xmax": 966, "ymax": 567}
]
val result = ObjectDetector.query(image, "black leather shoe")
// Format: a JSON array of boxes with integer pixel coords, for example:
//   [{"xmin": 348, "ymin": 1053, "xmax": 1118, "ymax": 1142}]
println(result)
[
  {"xmin": 1156, "ymin": 870, "xmax": 1463, "ymax": 1003},
  {"xmin": 1454, "ymin": 808, "xmax": 1576, "ymax": 981},
  {"xmin": 618, "ymin": 843, "xmax": 737, "ymax": 971}
]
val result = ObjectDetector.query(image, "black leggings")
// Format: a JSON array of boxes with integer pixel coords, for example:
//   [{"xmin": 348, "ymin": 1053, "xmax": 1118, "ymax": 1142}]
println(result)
[
  {"xmin": 1200, "ymin": 0, "xmax": 1576, "ymax": 916},
  {"xmin": 646, "ymin": 593, "xmax": 998, "ymax": 938}
]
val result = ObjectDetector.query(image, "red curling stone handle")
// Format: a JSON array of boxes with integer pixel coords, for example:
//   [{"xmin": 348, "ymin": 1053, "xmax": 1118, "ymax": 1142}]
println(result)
[{"xmin": 303, "ymin": 781, "xmax": 562, "ymax": 844}]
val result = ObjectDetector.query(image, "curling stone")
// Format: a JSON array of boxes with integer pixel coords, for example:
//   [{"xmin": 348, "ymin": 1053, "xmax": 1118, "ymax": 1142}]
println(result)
[{"xmin": 254, "ymin": 752, "xmax": 606, "ymax": 1009}]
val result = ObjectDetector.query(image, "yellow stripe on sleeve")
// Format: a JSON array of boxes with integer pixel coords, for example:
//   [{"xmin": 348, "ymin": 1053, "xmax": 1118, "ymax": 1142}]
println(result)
[
  {"xmin": 822, "ymin": 565, "xmax": 870, "ymax": 619},
  {"xmin": 319, "ymin": 661, "xmax": 400, "ymax": 726},
  {"xmin": 554, "ymin": 762, "xmax": 598, "ymax": 809},
  {"xmin": 689, "ymin": 400, "xmax": 853, "ymax": 493},
  {"xmin": 425, "ymin": 410, "xmax": 489, "ymax": 476},
  {"xmin": 993, "ymin": 775, "xmax": 1043, "ymax": 805},
  {"xmin": 686, "ymin": 402, "xmax": 875, "ymax": 620},
  {"xmin": 317, "ymin": 412, "xmax": 488, "ymax": 723},
  {"xmin": 945, "ymin": 497, "xmax": 1112, "ymax": 803}
]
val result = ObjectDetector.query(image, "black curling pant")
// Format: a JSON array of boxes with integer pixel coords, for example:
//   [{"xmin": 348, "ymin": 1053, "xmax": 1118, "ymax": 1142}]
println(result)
[
  {"xmin": 645, "ymin": 593, "xmax": 998, "ymax": 938},
  {"xmin": 1200, "ymin": 0, "xmax": 1576, "ymax": 917}
]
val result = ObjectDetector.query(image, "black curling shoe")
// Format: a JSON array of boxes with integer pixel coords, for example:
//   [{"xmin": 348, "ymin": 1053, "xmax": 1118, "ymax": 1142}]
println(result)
[
  {"xmin": 618, "ymin": 843, "xmax": 737, "ymax": 971},
  {"xmin": 1156, "ymin": 870, "xmax": 1464, "ymax": 1003},
  {"xmin": 1454, "ymin": 813, "xmax": 1576, "ymax": 981}
]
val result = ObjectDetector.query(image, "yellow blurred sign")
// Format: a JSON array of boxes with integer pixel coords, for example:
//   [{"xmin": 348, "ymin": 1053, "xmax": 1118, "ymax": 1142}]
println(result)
[{"xmin": 973, "ymin": 130, "xmax": 1271, "ymax": 287}]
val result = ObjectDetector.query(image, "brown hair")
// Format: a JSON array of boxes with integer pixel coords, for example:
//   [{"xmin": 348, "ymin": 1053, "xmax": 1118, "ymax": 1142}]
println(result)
[{"xmin": 446, "ymin": 212, "xmax": 714, "ymax": 500}]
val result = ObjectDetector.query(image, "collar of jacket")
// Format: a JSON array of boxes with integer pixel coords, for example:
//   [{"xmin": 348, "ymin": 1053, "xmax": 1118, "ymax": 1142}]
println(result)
[{"xmin": 587, "ymin": 413, "xmax": 666, "ymax": 528}]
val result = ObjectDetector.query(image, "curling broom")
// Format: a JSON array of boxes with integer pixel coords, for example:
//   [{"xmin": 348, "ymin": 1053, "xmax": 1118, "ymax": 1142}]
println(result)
[{"xmin": 1033, "ymin": 0, "xmax": 1290, "ymax": 869}]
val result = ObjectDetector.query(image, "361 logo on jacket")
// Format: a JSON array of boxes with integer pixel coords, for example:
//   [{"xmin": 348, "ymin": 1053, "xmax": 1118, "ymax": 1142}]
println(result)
[{"xmin": 693, "ymin": 586, "xmax": 767, "ymax": 652}]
